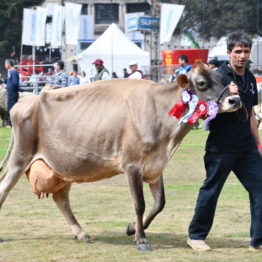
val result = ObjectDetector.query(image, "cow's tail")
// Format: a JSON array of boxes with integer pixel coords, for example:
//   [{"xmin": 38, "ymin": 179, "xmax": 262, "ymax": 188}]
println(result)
[{"xmin": 0, "ymin": 130, "xmax": 14, "ymax": 172}]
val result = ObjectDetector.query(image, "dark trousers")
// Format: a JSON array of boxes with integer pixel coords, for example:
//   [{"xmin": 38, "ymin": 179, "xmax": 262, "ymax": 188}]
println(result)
[
  {"xmin": 188, "ymin": 149, "xmax": 262, "ymax": 247},
  {"xmin": 7, "ymin": 91, "xmax": 19, "ymax": 126}
]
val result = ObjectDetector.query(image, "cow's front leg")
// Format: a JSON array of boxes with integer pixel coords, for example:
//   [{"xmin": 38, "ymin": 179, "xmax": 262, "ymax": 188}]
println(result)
[
  {"xmin": 126, "ymin": 165, "xmax": 151, "ymax": 251},
  {"xmin": 127, "ymin": 175, "xmax": 165, "ymax": 236},
  {"xmin": 52, "ymin": 184, "xmax": 91, "ymax": 242}
]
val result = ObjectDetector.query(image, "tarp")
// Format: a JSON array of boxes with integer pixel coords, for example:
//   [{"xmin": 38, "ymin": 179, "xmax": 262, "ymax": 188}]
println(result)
[{"xmin": 77, "ymin": 23, "xmax": 150, "ymax": 77}]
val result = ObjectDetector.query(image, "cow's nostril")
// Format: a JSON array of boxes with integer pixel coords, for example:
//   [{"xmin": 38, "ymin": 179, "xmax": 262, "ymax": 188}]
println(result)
[{"xmin": 228, "ymin": 99, "xmax": 236, "ymax": 105}]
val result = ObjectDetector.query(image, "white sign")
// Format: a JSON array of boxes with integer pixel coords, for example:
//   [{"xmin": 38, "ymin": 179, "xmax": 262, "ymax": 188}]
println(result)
[
  {"xmin": 160, "ymin": 4, "xmax": 185, "ymax": 44},
  {"xmin": 22, "ymin": 8, "xmax": 37, "ymax": 46},
  {"xmin": 125, "ymin": 13, "xmax": 144, "ymax": 41},
  {"xmin": 35, "ymin": 7, "xmax": 47, "ymax": 46},
  {"xmin": 78, "ymin": 15, "xmax": 94, "ymax": 40},
  {"xmin": 51, "ymin": 5, "xmax": 64, "ymax": 48},
  {"xmin": 65, "ymin": 2, "xmax": 82, "ymax": 45}
]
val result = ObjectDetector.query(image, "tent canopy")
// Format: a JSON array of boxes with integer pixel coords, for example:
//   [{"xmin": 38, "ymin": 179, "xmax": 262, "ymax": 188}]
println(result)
[
  {"xmin": 208, "ymin": 37, "xmax": 229, "ymax": 61},
  {"xmin": 77, "ymin": 23, "xmax": 150, "ymax": 77}
]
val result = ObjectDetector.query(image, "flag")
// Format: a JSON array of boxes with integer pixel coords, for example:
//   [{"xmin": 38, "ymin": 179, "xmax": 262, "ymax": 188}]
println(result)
[
  {"xmin": 35, "ymin": 7, "xmax": 47, "ymax": 46},
  {"xmin": 65, "ymin": 2, "xmax": 82, "ymax": 45},
  {"xmin": 160, "ymin": 4, "xmax": 185, "ymax": 45},
  {"xmin": 51, "ymin": 5, "xmax": 64, "ymax": 48},
  {"xmin": 22, "ymin": 8, "xmax": 37, "ymax": 46}
]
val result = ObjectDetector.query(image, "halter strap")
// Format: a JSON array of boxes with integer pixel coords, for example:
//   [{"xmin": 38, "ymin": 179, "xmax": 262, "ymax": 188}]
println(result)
[{"xmin": 216, "ymin": 86, "xmax": 229, "ymax": 104}]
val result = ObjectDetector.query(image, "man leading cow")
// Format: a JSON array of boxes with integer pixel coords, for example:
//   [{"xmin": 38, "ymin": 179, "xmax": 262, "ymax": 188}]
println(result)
[{"xmin": 187, "ymin": 31, "xmax": 262, "ymax": 252}]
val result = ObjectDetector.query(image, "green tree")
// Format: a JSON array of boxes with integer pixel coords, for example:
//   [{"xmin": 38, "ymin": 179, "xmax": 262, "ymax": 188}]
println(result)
[
  {"xmin": 165, "ymin": 0, "xmax": 262, "ymax": 40},
  {"xmin": 0, "ymin": 0, "xmax": 44, "ymax": 65}
]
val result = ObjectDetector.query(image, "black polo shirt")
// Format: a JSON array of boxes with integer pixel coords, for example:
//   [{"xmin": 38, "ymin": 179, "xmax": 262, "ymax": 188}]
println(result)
[{"xmin": 205, "ymin": 65, "xmax": 258, "ymax": 153}]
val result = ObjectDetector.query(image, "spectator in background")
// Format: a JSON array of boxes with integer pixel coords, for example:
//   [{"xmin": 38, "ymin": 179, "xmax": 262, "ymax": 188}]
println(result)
[
  {"xmin": 46, "ymin": 60, "xmax": 69, "ymax": 89},
  {"xmin": 171, "ymin": 54, "xmax": 192, "ymax": 82},
  {"xmin": 128, "ymin": 61, "xmax": 144, "ymax": 79},
  {"xmin": 92, "ymin": 59, "xmax": 110, "ymax": 81},
  {"xmin": 4, "ymin": 59, "xmax": 20, "ymax": 127},
  {"xmin": 69, "ymin": 70, "xmax": 80, "ymax": 86},
  {"xmin": 79, "ymin": 71, "xmax": 90, "ymax": 84},
  {"xmin": 208, "ymin": 58, "xmax": 220, "ymax": 70},
  {"xmin": 112, "ymin": 72, "xmax": 118, "ymax": 78},
  {"xmin": 122, "ymin": 68, "xmax": 129, "ymax": 78}
]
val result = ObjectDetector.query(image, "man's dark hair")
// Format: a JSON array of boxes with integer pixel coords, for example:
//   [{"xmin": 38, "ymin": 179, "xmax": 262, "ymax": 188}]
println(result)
[
  {"xmin": 227, "ymin": 31, "xmax": 252, "ymax": 51},
  {"xmin": 56, "ymin": 60, "xmax": 64, "ymax": 70},
  {"xmin": 5, "ymin": 59, "xmax": 14, "ymax": 66},
  {"xmin": 179, "ymin": 54, "xmax": 188, "ymax": 63},
  {"xmin": 208, "ymin": 58, "xmax": 220, "ymax": 68}
]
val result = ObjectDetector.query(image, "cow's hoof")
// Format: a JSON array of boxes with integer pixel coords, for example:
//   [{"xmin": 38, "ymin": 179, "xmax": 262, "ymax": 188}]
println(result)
[
  {"xmin": 126, "ymin": 222, "xmax": 136, "ymax": 236},
  {"xmin": 75, "ymin": 234, "xmax": 92, "ymax": 243},
  {"xmin": 137, "ymin": 243, "xmax": 151, "ymax": 251}
]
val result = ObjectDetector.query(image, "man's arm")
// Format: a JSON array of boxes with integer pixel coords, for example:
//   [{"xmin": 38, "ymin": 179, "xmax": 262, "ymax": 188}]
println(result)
[{"xmin": 251, "ymin": 108, "xmax": 262, "ymax": 156}]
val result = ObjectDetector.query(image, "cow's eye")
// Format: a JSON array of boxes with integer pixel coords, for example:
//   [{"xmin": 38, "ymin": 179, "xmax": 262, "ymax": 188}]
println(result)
[{"xmin": 198, "ymin": 81, "xmax": 206, "ymax": 87}]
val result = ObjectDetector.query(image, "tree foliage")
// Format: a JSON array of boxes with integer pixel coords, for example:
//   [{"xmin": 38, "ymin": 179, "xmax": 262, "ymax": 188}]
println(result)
[
  {"xmin": 172, "ymin": 0, "xmax": 262, "ymax": 40},
  {"xmin": 0, "ymin": 0, "xmax": 44, "ymax": 61}
]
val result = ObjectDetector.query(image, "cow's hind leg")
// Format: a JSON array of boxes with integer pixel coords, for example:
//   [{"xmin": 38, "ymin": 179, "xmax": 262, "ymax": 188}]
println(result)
[
  {"xmin": 52, "ymin": 184, "xmax": 91, "ymax": 242},
  {"xmin": 126, "ymin": 165, "xmax": 151, "ymax": 251},
  {"xmin": 126, "ymin": 175, "xmax": 165, "ymax": 236},
  {"xmin": 0, "ymin": 151, "xmax": 30, "ymax": 208}
]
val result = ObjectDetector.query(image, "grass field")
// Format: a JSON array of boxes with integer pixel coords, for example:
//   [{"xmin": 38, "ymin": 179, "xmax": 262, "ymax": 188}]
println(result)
[{"xmin": 0, "ymin": 127, "xmax": 261, "ymax": 262}]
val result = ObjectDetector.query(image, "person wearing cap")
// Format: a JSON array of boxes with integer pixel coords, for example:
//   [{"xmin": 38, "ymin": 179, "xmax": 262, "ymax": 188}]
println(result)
[
  {"xmin": 208, "ymin": 58, "xmax": 220, "ymax": 70},
  {"xmin": 92, "ymin": 59, "xmax": 110, "ymax": 81},
  {"xmin": 128, "ymin": 61, "xmax": 144, "ymax": 79}
]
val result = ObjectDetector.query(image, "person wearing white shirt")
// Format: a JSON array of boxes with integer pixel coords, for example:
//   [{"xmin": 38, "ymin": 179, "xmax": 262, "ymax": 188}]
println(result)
[{"xmin": 128, "ymin": 61, "xmax": 144, "ymax": 79}]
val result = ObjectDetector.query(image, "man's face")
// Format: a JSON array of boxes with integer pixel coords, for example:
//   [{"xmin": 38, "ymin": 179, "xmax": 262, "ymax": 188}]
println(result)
[
  {"xmin": 129, "ymin": 65, "xmax": 137, "ymax": 72},
  {"xmin": 227, "ymin": 45, "xmax": 251, "ymax": 69},
  {"xmin": 95, "ymin": 64, "xmax": 103, "ymax": 71},
  {"xmin": 4, "ymin": 62, "xmax": 10, "ymax": 70},
  {"xmin": 178, "ymin": 58, "xmax": 185, "ymax": 66},
  {"xmin": 208, "ymin": 64, "xmax": 216, "ymax": 70},
  {"xmin": 54, "ymin": 63, "xmax": 59, "ymax": 72}
]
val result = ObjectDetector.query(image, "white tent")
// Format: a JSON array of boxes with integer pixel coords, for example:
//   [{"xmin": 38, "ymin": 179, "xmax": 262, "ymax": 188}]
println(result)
[
  {"xmin": 77, "ymin": 23, "xmax": 150, "ymax": 77},
  {"xmin": 208, "ymin": 37, "xmax": 229, "ymax": 61},
  {"xmin": 251, "ymin": 37, "xmax": 262, "ymax": 69}
]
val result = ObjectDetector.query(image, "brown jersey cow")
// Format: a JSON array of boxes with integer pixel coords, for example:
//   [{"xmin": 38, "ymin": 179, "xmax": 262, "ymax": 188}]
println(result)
[{"xmin": 0, "ymin": 63, "xmax": 241, "ymax": 250}]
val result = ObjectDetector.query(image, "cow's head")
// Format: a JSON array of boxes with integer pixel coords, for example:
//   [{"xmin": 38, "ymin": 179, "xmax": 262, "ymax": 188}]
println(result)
[{"xmin": 176, "ymin": 63, "xmax": 241, "ymax": 112}]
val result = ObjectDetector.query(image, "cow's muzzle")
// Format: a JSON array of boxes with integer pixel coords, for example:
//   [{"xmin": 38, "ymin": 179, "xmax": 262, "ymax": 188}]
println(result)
[{"xmin": 220, "ymin": 95, "xmax": 242, "ymax": 112}]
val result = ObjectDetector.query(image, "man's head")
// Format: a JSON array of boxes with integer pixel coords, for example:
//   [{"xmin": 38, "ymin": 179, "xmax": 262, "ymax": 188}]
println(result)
[
  {"xmin": 4, "ymin": 59, "xmax": 14, "ymax": 70},
  {"xmin": 92, "ymin": 59, "xmax": 104, "ymax": 71},
  {"xmin": 54, "ymin": 60, "xmax": 64, "ymax": 72},
  {"xmin": 129, "ymin": 61, "xmax": 138, "ymax": 72},
  {"xmin": 226, "ymin": 31, "xmax": 252, "ymax": 70},
  {"xmin": 178, "ymin": 55, "xmax": 188, "ymax": 67},
  {"xmin": 208, "ymin": 58, "xmax": 220, "ymax": 70}
]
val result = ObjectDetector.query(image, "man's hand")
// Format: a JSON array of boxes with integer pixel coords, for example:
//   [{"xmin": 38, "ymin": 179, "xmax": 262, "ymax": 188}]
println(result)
[
  {"xmin": 258, "ymin": 147, "xmax": 262, "ymax": 158},
  {"xmin": 228, "ymin": 81, "xmax": 239, "ymax": 94}
]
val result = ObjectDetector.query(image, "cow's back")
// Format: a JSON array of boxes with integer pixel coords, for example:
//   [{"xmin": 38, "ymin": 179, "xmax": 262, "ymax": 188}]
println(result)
[{"xmin": 35, "ymin": 79, "xmax": 158, "ymax": 178}]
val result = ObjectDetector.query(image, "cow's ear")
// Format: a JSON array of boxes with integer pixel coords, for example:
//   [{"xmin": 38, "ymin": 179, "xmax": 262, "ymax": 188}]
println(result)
[{"xmin": 176, "ymin": 74, "xmax": 189, "ymax": 89}]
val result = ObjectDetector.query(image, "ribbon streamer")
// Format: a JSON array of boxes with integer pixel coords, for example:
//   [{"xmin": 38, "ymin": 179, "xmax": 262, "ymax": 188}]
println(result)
[
  {"xmin": 168, "ymin": 90, "xmax": 192, "ymax": 119},
  {"xmin": 179, "ymin": 95, "xmax": 199, "ymax": 123},
  {"xmin": 204, "ymin": 101, "xmax": 219, "ymax": 123},
  {"xmin": 188, "ymin": 100, "xmax": 208, "ymax": 124}
]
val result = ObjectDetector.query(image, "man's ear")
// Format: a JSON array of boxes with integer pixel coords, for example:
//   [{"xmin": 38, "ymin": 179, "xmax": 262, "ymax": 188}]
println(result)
[{"xmin": 176, "ymin": 74, "xmax": 189, "ymax": 89}]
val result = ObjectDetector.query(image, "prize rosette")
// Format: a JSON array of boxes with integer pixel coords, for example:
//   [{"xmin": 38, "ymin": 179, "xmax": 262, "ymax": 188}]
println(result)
[
  {"xmin": 204, "ymin": 101, "xmax": 219, "ymax": 123},
  {"xmin": 188, "ymin": 100, "xmax": 208, "ymax": 124},
  {"xmin": 179, "ymin": 94, "xmax": 199, "ymax": 123},
  {"xmin": 168, "ymin": 90, "xmax": 192, "ymax": 119}
]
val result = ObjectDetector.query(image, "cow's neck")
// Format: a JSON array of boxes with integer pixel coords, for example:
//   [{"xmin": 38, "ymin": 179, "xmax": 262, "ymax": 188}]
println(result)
[{"xmin": 154, "ymin": 82, "xmax": 193, "ymax": 154}]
